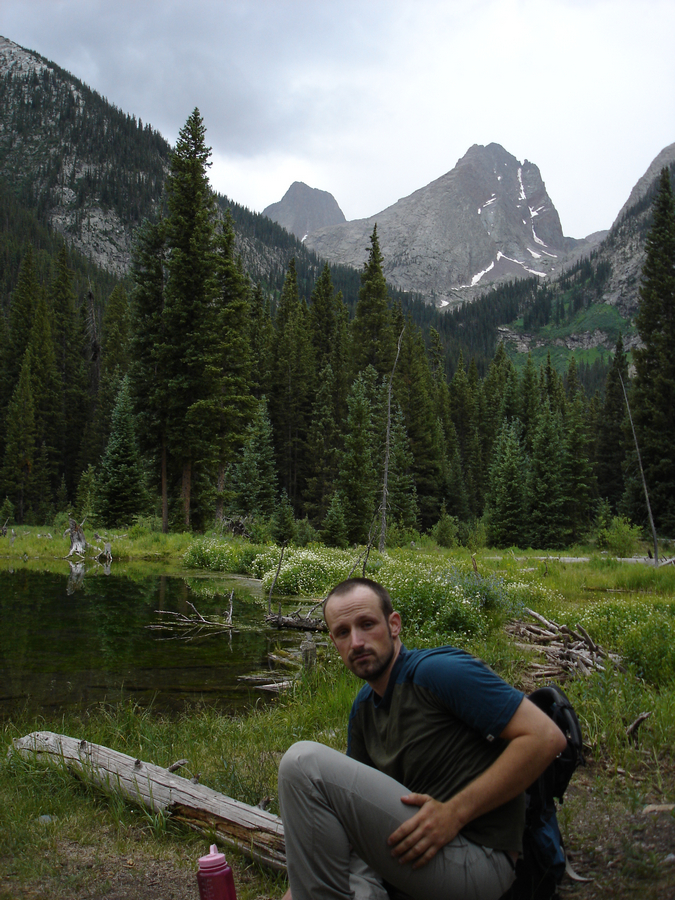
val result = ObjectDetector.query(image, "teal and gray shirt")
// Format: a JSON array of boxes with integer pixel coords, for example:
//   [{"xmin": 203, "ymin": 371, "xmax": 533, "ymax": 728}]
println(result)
[{"xmin": 347, "ymin": 645, "xmax": 526, "ymax": 853}]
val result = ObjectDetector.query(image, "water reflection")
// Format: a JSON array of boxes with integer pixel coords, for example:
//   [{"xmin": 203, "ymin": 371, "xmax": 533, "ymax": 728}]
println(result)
[{"xmin": 0, "ymin": 565, "xmax": 296, "ymax": 719}]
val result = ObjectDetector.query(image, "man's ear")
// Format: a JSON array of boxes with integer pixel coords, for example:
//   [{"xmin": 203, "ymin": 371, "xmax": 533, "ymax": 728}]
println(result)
[{"xmin": 389, "ymin": 611, "xmax": 402, "ymax": 638}]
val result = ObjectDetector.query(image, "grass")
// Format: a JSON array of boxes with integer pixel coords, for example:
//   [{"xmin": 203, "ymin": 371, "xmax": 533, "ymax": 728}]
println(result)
[
  {"xmin": 0, "ymin": 525, "xmax": 195, "ymax": 565},
  {"xmin": 2, "ymin": 536, "xmax": 675, "ymax": 897}
]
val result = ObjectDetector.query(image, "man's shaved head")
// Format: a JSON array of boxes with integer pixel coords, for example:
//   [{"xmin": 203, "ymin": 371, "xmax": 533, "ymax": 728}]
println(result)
[{"xmin": 323, "ymin": 577, "xmax": 393, "ymax": 622}]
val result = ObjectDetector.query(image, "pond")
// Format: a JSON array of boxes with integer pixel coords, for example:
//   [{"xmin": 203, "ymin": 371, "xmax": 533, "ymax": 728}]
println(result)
[{"xmin": 0, "ymin": 562, "xmax": 301, "ymax": 719}]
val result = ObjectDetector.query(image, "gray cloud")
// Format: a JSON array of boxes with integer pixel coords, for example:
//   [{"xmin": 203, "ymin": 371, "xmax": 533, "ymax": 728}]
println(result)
[{"xmin": 1, "ymin": 0, "xmax": 674, "ymax": 236}]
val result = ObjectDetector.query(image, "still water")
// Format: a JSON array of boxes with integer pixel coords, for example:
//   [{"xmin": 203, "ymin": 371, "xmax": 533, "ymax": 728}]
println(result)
[{"xmin": 0, "ymin": 564, "xmax": 298, "ymax": 719}]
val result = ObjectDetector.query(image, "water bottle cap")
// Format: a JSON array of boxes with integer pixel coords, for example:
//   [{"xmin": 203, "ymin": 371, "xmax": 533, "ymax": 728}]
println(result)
[{"xmin": 198, "ymin": 844, "xmax": 227, "ymax": 870}]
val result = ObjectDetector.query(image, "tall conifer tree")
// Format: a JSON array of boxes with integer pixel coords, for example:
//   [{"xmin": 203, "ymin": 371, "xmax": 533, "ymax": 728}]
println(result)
[
  {"xmin": 1, "ymin": 350, "xmax": 35, "ymax": 523},
  {"xmin": 628, "ymin": 167, "xmax": 675, "ymax": 531},
  {"xmin": 351, "ymin": 225, "xmax": 395, "ymax": 378},
  {"xmin": 129, "ymin": 218, "xmax": 170, "ymax": 531},
  {"xmin": 596, "ymin": 335, "xmax": 629, "ymax": 512},
  {"xmin": 163, "ymin": 108, "xmax": 219, "ymax": 527}
]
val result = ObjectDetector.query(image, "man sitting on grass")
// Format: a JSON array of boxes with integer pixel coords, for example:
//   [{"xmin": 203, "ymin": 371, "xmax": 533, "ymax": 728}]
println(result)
[{"xmin": 278, "ymin": 577, "xmax": 566, "ymax": 900}]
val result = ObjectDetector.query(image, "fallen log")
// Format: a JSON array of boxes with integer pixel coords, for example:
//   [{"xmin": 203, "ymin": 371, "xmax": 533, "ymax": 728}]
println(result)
[
  {"xmin": 10, "ymin": 731, "xmax": 286, "ymax": 870},
  {"xmin": 264, "ymin": 613, "xmax": 327, "ymax": 632}
]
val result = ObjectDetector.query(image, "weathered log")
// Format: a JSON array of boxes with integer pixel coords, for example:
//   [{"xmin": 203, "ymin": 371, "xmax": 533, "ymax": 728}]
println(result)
[
  {"xmin": 264, "ymin": 614, "xmax": 327, "ymax": 632},
  {"xmin": 10, "ymin": 731, "xmax": 286, "ymax": 870}
]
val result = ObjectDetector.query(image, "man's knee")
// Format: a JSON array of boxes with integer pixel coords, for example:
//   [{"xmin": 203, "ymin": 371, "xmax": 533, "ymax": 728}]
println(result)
[{"xmin": 278, "ymin": 740, "xmax": 326, "ymax": 787}]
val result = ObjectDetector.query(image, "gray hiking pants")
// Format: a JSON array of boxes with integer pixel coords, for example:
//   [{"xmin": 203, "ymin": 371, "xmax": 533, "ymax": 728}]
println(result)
[{"xmin": 278, "ymin": 741, "xmax": 517, "ymax": 900}]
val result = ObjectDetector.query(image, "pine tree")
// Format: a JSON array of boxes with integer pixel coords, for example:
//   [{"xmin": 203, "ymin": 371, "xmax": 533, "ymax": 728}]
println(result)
[
  {"xmin": 271, "ymin": 264, "xmax": 315, "ymax": 510},
  {"xmin": 248, "ymin": 282, "xmax": 274, "ymax": 400},
  {"xmin": 449, "ymin": 354, "xmax": 482, "ymax": 517},
  {"xmin": 528, "ymin": 403, "xmax": 566, "ymax": 548},
  {"xmin": 487, "ymin": 420, "xmax": 528, "ymax": 549},
  {"xmin": 50, "ymin": 244, "xmax": 88, "ymax": 496},
  {"xmin": 386, "ymin": 403, "xmax": 419, "ymax": 531},
  {"xmin": 230, "ymin": 397, "xmax": 278, "ymax": 520},
  {"xmin": 561, "ymin": 393, "xmax": 594, "ymax": 543},
  {"xmin": 394, "ymin": 320, "xmax": 442, "ymax": 529},
  {"xmin": 97, "ymin": 377, "xmax": 147, "ymax": 527},
  {"xmin": 320, "ymin": 491, "xmax": 349, "ymax": 548},
  {"xmin": 27, "ymin": 292, "xmax": 61, "ymax": 497},
  {"xmin": 309, "ymin": 263, "xmax": 338, "ymax": 372},
  {"xmin": 95, "ymin": 285, "xmax": 132, "ymax": 449},
  {"xmin": 162, "ymin": 108, "xmax": 219, "ymax": 528},
  {"xmin": 628, "ymin": 167, "xmax": 675, "ymax": 532},
  {"xmin": 8, "ymin": 247, "xmax": 39, "ymax": 390},
  {"xmin": 304, "ymin": 363, "xmax": 341, "ymax": 526},
  {"xmin": 596, "ymin": 334, "xmax": 629, "ymax": 512},
  {"xmin": 129, "ymin": 217, "xmax": 170, "ymax": 531},
  {"xmin": 1, "ymin": 350, "xmax": 36, "ymax": 523},
  {"xmin": 519, "ymin": 353, "xmax": 540, "ymax": 454},
  {"xmin": 351, "ymin": 225, "xmax": 395, "ymax": 378},
  {"xmin": 339, "ymin": 372, "xmax": 379, "ymax": 543},
  {"xmin": 212, "ymin": 215, "xmax": 254, "ymax": 522}
]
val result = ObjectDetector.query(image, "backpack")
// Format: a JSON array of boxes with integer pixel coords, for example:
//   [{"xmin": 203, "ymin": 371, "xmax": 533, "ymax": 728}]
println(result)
[{"xmin": 500, "ymin": 684, "xmax": 585, "ymax": 900}]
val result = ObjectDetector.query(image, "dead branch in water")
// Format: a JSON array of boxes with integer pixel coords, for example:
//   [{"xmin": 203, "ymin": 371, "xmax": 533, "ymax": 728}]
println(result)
[{"xmin": 148, "ymin": 601, "xmax": 235, "ymax": 641}]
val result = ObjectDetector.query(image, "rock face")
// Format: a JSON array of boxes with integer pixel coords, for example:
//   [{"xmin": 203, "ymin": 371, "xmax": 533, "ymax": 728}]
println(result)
[
  {"xmin": 593, "ymin": 142, "xmax": 675, "ymax": 318},
  {"xmin": 0, "ymin": 35, "xmax": 168, "ymax": 275},
  {"xmin": 263, "ymin": 181, "xmax": 346, "ymax": 240},
  {"xmin": 304, "ymin": 143, "xmax": 597, "ymax": 305}
]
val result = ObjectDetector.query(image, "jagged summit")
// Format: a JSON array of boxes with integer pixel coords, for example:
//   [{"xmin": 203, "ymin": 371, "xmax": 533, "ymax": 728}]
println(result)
[
  {"xmin": 303, "ymin": 142, "xmax": 587, "ymax": 306},
  {"xmin": 262, "ymin": 181, "xmax": 346, "ymax": 240}
]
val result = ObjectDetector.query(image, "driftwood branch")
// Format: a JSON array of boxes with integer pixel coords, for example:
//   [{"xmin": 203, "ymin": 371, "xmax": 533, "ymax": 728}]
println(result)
[
  {"xmin": 626, "ymin": 712, "xmax": 652, "ymax": 744},
  {"xmin": 11, "ymin": 732, "xmax": 286, "ymax": 870},
  {"xmin": 148, "ymin": 607, "xmax": 235, "ymax": 641},
  {"xmin": 505, "ymin": 608, "xmax": 625, "ymax": 681}
]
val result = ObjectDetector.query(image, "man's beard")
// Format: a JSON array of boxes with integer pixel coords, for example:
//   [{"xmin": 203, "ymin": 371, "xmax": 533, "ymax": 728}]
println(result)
[{"xmin": 348, "ymin": 637, "xmax": 395, "ymax": 683}]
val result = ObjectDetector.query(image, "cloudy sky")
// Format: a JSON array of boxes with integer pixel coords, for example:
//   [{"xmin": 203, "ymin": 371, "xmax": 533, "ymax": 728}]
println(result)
[{"xmin": 1, "ymin": 0, "xmax": 673, "ymax": 237}]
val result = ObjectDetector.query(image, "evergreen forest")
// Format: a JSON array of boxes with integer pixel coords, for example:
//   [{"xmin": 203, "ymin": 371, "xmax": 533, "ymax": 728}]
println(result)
[{"xmin": 1, "ymin": 108, "xmax": 674, "ymax": 550}]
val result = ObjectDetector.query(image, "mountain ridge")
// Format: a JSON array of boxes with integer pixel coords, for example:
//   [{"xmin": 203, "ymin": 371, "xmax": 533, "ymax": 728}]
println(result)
[{"xmin": 301, "ymin": 142, "xmax": 605, "ymax": 306}]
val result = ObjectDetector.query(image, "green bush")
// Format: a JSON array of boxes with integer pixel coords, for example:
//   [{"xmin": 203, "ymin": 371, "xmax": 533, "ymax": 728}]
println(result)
[
  {"xmin": 184, "ymin": 538, "xmax": 265, "ymax": 574},
  {"xmin": 430, "ymin": 509, "xmax": 458, "ymax": 548},
  {"xmin": 597, "ymin": 516, "xmax": 643, "ymax": 557}
]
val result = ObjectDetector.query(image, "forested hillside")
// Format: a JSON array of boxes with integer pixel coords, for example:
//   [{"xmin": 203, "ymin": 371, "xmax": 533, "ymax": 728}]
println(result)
[{"xmin": 2, "ymin": 108, "xmax": 673, "ymax": 548}]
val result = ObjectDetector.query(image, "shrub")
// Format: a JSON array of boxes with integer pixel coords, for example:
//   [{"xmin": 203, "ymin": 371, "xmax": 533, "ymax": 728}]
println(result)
[
  {"xmin": 597, "ymin": 516, "xmax": 643, "ymax": 557},
  {"xmin": 430, "ymin": 508, "xmax": 458, "ymax": 548},
  {"xmin": 184, "ymin": 538, "xmax": 266, "ymax": 574}
]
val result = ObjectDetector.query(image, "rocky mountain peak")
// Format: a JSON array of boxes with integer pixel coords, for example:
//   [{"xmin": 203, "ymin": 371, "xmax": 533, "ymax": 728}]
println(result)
[
  {"xmin": 303, "ymin": 142, "xmax": 577, "ymax": 306},
  {"xmin": 262, "ymin": 181, "xmax": 345, "ymax": 240}
]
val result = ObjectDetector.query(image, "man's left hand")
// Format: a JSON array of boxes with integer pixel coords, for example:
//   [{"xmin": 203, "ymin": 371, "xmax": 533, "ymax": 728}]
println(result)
[{"xmin": 387, "ymin": 793, "xmax": 463, "ymax": 869}]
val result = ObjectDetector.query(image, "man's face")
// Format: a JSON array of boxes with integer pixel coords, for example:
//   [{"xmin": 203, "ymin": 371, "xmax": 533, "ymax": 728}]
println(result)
[{"xmin": 324, "ymin": 585, "xmax": 401, "ymax": 687}]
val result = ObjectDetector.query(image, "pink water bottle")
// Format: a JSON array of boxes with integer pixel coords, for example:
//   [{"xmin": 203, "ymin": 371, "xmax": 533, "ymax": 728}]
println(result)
[{"xmin": 197, "ymin": 844, "xmax": 237, "ymax": 900}]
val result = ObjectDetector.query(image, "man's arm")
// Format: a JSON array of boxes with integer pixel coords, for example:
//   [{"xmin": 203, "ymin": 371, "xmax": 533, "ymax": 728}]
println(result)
[{"xmin": 388, "ymin": 696, "xmax": 567, "ymax": 869}]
